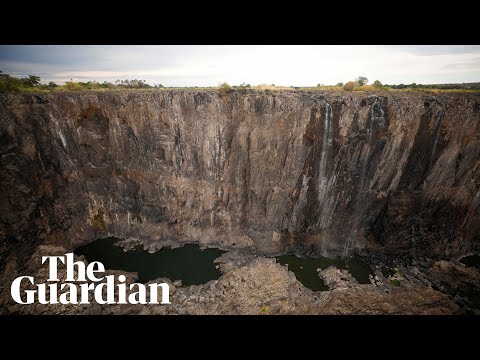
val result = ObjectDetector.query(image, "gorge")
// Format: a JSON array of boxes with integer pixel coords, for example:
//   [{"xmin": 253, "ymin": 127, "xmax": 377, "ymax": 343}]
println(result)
[{"xmin": 1, "ymin": 90, "xmax": 479, "ymax": 314}]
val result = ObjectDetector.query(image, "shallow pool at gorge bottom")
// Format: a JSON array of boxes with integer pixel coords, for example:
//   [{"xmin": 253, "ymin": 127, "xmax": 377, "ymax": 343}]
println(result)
[
  {"xmin": 75, "ymin": 237, "xmax": 373, "ymax": 291},
  {"xmin": 275, "ymin": 254, "xmax": 373, "ymax": 291},
  {"xmin": 74, "ymin": 237, "xmax": 225, "ymax": 285}
]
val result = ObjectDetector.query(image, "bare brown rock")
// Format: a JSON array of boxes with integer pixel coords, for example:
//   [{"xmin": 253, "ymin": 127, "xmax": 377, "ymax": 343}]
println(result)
[
  {"xmin": 318, "ymin": 286, "xmax": 457, "ymax": 315},
  {"xmin": 428, "ymin": 260, "xmax": 480, "ymax": 311}
]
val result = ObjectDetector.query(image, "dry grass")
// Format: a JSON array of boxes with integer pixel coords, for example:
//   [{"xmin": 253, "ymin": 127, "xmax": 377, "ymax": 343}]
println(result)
[{"xmin": 5, "ymin": 85, "xmax": 480, "ymax": 95}]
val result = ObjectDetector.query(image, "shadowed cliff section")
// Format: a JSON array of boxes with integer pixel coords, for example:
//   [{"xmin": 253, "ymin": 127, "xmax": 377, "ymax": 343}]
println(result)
[{"xmin": 0, "ymin": 90, "xmax": 479, "ymax": 270}]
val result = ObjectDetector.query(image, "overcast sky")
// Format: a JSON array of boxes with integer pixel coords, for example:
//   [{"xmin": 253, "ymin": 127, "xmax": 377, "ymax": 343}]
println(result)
[{"xmin": 0, "ymin": 45, "xmax": 479, "ymax": 86}]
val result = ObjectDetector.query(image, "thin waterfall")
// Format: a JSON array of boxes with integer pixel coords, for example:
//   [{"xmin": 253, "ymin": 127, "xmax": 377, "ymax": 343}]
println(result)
[
  {"xmin": 346, "ymin": 98, "xmax": 385, "ymax": 255},
  {"xmin": 317, "ymin": 102, "xmax": 333, "ymax": 205},
  {"xmin": 361, "ymin": 97, "xmax": 383, "ymax": 187},
  {"xmin": 367, "ymin": 97, "xmax": 384, "ymax": 144},
  {"xmin": 430, "ymin": 110, "xmax": 444, "ymax": 169},
  {"xmin": 343, "ymin": 229, "xmax": 356, "ymax": 256}
]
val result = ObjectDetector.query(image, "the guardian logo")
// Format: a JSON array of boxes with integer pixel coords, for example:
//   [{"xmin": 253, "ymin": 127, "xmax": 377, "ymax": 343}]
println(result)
[{"xmin": 11, "ymin": 253, "xmax": 170, "ymax": 305}]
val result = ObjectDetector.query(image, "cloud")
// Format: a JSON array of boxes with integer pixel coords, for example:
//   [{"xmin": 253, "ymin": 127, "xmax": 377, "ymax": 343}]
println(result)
[
  {"xmin": 0, "ymin": 45, "xmax": 479, "ymax": 86},
  {"xmin": 441, "ymin": 57, "xmax": 480, "ymax": 71},
  {"xmin": 396, "ymin": 45, "xmax": 480, "ymax": 56}
]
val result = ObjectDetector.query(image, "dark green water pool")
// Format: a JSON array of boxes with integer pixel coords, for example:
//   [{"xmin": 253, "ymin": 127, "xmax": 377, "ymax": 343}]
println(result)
[
  {"xmin": 460, "ymin": 254, "xmax": 480, "ymax": 270},
  {"xmin": 275, "ymin": 254, "xmax": 372, "ymax": 291},
  {"xmin": 74, "ymin": 237, "xmax": 225, "ymax": 285}
]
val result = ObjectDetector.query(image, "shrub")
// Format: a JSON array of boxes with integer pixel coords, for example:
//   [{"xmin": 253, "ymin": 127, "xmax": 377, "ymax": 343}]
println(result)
[
  {"xmin": 98, "ymin": 81, "xmax": 115, "ymax": 89},
  {"xmin": 260, "ymin": 305, "xmax": 271, "ymax": 314},
  {"xmin": 344, "ymin": 81, "xmax": 355, "ymax": 91},
  {"xmin": 0, "ymin": 72, "xmax": 25, "ymax": 93},
  {"xmin": 372, "ymin": 80, "xmax": 382, "ymax": 89},
  {"xmin": 64, "ymin": 82, "xmax": 85, "ymax": 91},
  {"xmin": 389, "ymin": 279, "xmax": 400, "ymax": 287},
  {"xmin": 218, "ymin": 82, "xmax": 232, "ymax": 93},
  {"xmin": 115, "ymin": 79, "xmax": 152, "ymax": 89}
]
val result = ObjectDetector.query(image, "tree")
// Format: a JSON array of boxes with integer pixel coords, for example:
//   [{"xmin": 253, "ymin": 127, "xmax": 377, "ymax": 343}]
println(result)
[
  {"xmin": 356, "ymin": 76, "xmax": 368, "ymax": 86},
  {"xmin": 372, "ymin": 80, "xmax": 382, "ymax": 88},
  {"xmin": 48, "ymin": 81, "xmax": 58, "ymax": 88},
  {"xmin": 24, "ymin": 75, "xmax": 41, "ymax": 87},
  {"xmin": 336, "ymin": 82, "xmax": 344, "ymax": 87}
]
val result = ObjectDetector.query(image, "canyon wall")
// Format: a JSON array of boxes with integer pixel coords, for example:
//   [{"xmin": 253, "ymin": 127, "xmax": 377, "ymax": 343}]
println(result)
[{"xmin": 1, "ymin": 90, "xmax": 479, "ymax": 268}]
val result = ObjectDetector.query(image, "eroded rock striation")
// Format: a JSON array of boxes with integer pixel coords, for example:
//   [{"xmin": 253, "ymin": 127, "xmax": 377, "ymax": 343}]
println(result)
[{"xmin": 1, "ymin": 90, "xmax": 479, "ymax": 272}]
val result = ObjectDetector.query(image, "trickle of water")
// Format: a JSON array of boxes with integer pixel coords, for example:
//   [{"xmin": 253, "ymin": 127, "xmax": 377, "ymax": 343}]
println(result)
[
  {"xmin": 361, "ymin": 97, "xmax": 384, "ymax": 188},
  {"xmin": 343, "ymin": 229, "xmax": 356, "ymax": 256},
  {"xmin": 430, "ymin": 110, "xmax": 444, "ymax": 169},
  {"xmin": 317, "ymin": 102, "xmax": 333, "ymax": 205},
  {"xmin": 366, "ymin": 97, "xmax": 384, "ymax": 144}
]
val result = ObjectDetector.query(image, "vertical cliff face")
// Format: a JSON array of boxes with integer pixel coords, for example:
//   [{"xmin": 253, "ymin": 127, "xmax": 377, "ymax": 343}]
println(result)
[{"xmin": 1, "ymin": 91, "xmax": 479, "ymax": 267}]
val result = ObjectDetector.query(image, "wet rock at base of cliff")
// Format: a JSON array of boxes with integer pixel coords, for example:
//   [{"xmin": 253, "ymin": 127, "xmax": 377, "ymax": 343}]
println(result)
[
  {"xmin": 213, "ymin": 250, "xmax": 258, "ymax": 274},
  {"xmin": 318, "ymin": 266, "xmax": 358, "ymax": 290}
]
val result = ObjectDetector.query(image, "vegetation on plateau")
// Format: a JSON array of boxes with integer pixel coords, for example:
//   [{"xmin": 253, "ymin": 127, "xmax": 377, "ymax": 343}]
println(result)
[
  {"xmin": 1, "ymin": 71, "xmax": 479, "ymax": 95},
  {"xmin": 0, "ymin": 71, "xmax": 164, "ymax": 94}
]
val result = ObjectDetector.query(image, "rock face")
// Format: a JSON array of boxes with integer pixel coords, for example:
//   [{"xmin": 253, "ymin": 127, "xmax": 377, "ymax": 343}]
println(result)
[{"xmin": 1, "ymin": 90, "xmax": 479, "ymax": 270}]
